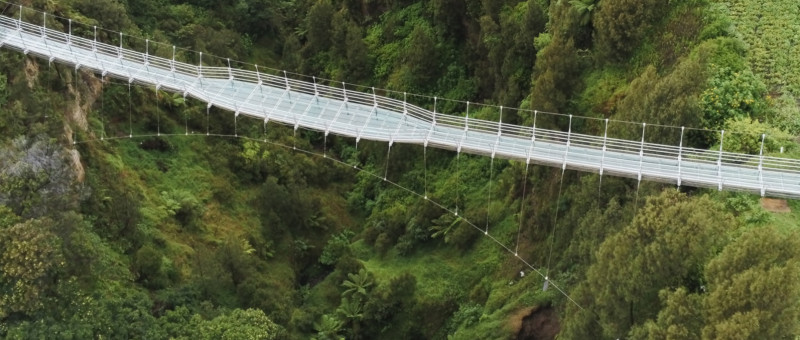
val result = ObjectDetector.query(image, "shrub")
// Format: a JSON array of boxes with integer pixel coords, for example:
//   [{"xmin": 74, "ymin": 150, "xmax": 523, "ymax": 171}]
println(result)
[
  {"xmin": 700, "ymin": 66, "xmax": 768, "ymax": 129},
  {"xmin": 134, "ymin": 244, "xmax": 167, "ymax": 289},
  {"xmin": 319, "ymin": 231, "xmax": 354, "ymax": 266}
]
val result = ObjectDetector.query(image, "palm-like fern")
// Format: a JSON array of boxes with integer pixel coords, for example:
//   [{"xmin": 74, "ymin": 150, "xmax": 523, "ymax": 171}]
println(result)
[
  {"xmin": 341, "ymin": 268, "xmax": 373, "ymax": 299},
  {"xmin": 312, "ymin": 314, "xmax": 344, "ymax": 340},
  {"xmin": 569, "ymin": 0, "xmax": 597, "ymax": 26}
]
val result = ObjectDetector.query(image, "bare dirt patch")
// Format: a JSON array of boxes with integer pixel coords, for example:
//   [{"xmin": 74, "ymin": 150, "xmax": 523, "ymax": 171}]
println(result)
[
  {"xmin": 761, "ymin": 197, "xmax": 791, "ymax": 213},
  {"xmin": 512, "ymin": 305, "xmax": 560, "ymax": 340}
]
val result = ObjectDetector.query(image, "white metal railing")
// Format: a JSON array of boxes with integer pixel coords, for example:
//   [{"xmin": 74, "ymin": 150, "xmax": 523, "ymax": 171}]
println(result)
[{"xmin": 2, "ymin": 12, "xmax": 800, "ymax": 198}]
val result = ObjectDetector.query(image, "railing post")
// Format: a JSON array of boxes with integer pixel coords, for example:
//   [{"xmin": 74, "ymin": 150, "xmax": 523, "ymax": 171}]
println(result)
[
  {"xmin": 145, "ymin": 39, "xmax": 149, "ymax": 64},
  {"xmin": 433, "ymin": 96, "xmax": 437, "ymax": 126},
  {"xmin": 118, "ymin": 32, "xmax": 123, "ymax": 59},
  {"xmin": 227, "ymin": 58, "xmax": 233, "ymax": 80},
  {"xmin": 498, "ymin": 106, "xmax": 503, "ymax": 135},
  {"xmin": 283, "ymin": 70, "xmax": 290, "ymax": 90},
  {"xmin": 41, "ymin": 12, "xmax": 49, "ymax": 49},
  {"xmin": 402, "ymin": 92, "xmax": 408, "ymax": 120},
  {"xmin": 171, "ymin": 46, "xmax": 176, "ymax": 73},
  {"xmin": 465, "ymin": 101, "xmax": 470, "ymax": 132},
  {"xmin": 678, "ymin": 127, "xmax": 684, "ymax": 188},
  {"xmin": 312, "ymin": 76, "xmax": 318, "ymax": 103},
  {"xmin": 759, "ymin": 133, "xmax": 766, "ymax": 196},
  {"xmin": 718, "ymin": 130, "xmax": 724, "ymax": 191},
  {"xmin": 42, "ymin": 14, "xmax": 52, "ymax": 52},
  {"xmin": 527, "ymin": 110, "xmax": 538, "ymax": 165},
  {"xmin": 67, "ymin": 19, "xmax": 71, "ymax": 44},
  {"xmin": 638, "ymin": 123, "xmax": 645, "ymax": 183},
  {"xmin": 492, "ymin": 106, "xmax": 502, "ymax": 159},
  {"xmin": 600, "ymin": 118, "xmax": 608, "ymax": 176},
  {"xmin": 254, "ymin": 65, "xmax": 264, "ymax": 101},
  {"xmin": 18, "ymin": 5, "xmax": 22, "ymax": 30},
  {"xmin": 458, "ymin": 101, "xmax": 469, "ymax": 154},
  {"xmin": 92, "ymin": 26, "xmax": 98, "ymax": 61},
  {"xmin": 14, "ymin": 4, "xmax": 29, "ymax": 54},
  {"xmin": 370, "ymin": 87, "xmax": 378, "ymax": 117},
  {"xmin": 563, "ymin": 114, "xmax": 572, "ymax": 170}
]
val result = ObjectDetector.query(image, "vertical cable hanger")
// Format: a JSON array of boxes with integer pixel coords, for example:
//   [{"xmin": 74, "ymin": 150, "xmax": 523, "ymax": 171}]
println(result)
[
  {"xmin": 183, "ymin": 92, "xmax": 189, "ymax": 135},
  {"xmin": 455, "ymin": 101, "xmax": 470, "ymax": 217},
  {"xmin": 128, "ymin": 81, "xmax": 132, "ymax": 138},
  {"xmin": 545, "ymin": 113, "xmax": 572, "ymax": 286},
  {"xmin": 155, "ymin": 84, "xmax": 161, "ymax": 136},
  {"xmin": 424, "ymin": 139, "xmax": 428, "ymax": 200},
  {"xmin": 515, "ymin": 159, "xmax": 530, "ymax": 257},
  {"xmin": 206, "ymin": 102, "xmax": 211, "ymax": 136},
  {"xmin": 100, "ymin": 74, "xmax": 105, "ymax": 140},
  {"xmin": 544, "ymin": 165, "xmax": 566, "ymax": 289},
  {"xmin": 485, "ymin": 151, "xmax": 494, "ymax": 235},
  {"xmin": 383, "ymin": 141, "xmax": 391, "ymax": 182}
]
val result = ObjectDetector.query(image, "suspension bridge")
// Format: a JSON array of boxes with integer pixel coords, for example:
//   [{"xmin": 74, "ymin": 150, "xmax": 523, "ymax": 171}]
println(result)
[{"xmin": 2, "ymin": 7, "xmax": 800, "ymax": 198}]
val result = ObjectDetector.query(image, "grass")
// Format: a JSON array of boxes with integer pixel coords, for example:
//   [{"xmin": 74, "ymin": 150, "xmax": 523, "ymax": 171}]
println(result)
[{"xmin": 768, "ymin": 197, "xmax": 800, "ymax": 232}]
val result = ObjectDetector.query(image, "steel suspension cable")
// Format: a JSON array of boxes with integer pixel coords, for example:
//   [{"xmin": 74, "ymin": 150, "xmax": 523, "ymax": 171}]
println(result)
[
  {"xmin": 515, "ymin": 161, "xmax": 530, "ymax": 256},
  {"xmin": 545, "ymin": 166, "xmax": 566, "ymax": 280},
  {"xmin": 70, "ymin": 128, "xmax": 586, "ymax": 311},
  {"xmin": 485, "ymin": 156, "xmax": 494, "ymax": 234}
]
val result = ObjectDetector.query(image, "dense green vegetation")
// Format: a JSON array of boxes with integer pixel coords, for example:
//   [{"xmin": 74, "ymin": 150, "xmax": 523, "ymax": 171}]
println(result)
[{"xmin": 1, "ymin": 0, "xmax": 800, "ymax": 338}]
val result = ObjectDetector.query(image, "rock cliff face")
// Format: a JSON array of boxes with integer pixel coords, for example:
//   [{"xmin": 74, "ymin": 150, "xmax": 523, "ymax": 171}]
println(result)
[{"xmin": 60, "ymin": 69, "xmax": 103, "ymax": 183}]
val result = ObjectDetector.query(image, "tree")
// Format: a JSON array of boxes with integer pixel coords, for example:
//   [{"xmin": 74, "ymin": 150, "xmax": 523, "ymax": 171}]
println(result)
[
  {"xmin": 631, "ymin": 287, "xmax": 703, "ymax": 339},
  {"xmin": 230, "ymin": 0, "xmax": 286, "ymax": 41},
  {"xmin": 582, "ymin": 191, "xmax": 734, "ymax": 337},
  {"xmin": 616, "ymin": 56, "xmax": 707, "ymax": 144},
  {"xmin": 388, "ymin": 23, "xmax": 438, "ymax": 92},
  {"xmin": 0, "ymin": 205, "xmax": 21, "ymax": 228},
  {"xmin": 530, "ymin": 36, "xmax": 580, "ymax": 113},
  {"xmin": 175, "ymin": 308, "xmax": 284, "ymax": 340},
  {"xmin": 0, "ymin": 217, "xmax": 65, "ymax": 318},
  {"xmin": 700, "ymin": 66, "xmax": 768, "ymax": 129},
  {"xmin": 133, "ymin": 244, "xmax": 168, "ymax": 289},
  {"xmin": 344, "ymin": 22, "xmax": 369, "ymax": 82},
  {"xmin": 593, "ymin": 0, "xmax": 668, "ymax": 61},
  {"xmin": 306, "ymin": 0, "xmax": 335, "ymax": 53},
  {"xmin": 218, "ymin": 234, "xmax": 256, "ymax": 286},
  {"xmin": 719, "ymin": 117, "xmax": 793, "ymax": 154},
  {"xmin": 702, "ymin": 226, "xmax": 800, "ymax": 339},
  {"xmin": 282, "ymin": 33, "xmax": 303, "ymax": 72},
  {"xmin": 320, "ymin": 230, "xmax": 354, "ymax": 266},
  {"xmin": 71, "ymin": 0, "xmax": 135, "ymax": 32},
  {"xmin": 0, "ymin": 73, "xmax": 7, "ymax": 107}
]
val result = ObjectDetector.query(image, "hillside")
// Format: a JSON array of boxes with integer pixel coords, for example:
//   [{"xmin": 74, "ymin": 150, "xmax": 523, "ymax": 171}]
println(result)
[{"xmin": 1, "ymin": 0, "xmax": 799, "ymax": 339}]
